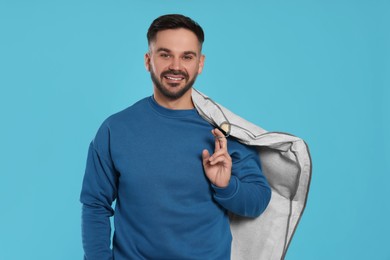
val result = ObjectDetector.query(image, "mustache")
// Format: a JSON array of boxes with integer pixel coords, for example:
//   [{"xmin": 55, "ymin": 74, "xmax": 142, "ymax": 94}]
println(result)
[{"xmin": 161, "ymin": 69, "xmax": 189, "ymax": 79}]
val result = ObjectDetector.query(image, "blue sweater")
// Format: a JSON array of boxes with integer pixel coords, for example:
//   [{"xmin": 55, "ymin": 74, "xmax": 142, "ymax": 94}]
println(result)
[{"xmin": 80, "ymin": 96, "xmax": 271, "ymax": 259}]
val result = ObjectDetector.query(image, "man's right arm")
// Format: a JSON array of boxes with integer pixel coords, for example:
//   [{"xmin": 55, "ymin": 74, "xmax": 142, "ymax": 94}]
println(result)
[{"xmin": 80, "ymin": 123, "xmax": 118, "ymax": 260}]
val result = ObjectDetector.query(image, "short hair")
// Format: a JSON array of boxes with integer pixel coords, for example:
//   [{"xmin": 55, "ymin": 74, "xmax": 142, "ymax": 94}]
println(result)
[{"xmin": 147, "ymin": 14, "xmax": 204, "ymax": 46}]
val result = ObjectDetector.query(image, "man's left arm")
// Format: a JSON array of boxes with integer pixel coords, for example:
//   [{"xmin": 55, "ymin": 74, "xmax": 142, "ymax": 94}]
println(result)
[{"xmin": 202, "ymin": 128, "xmax": 271, "ymax": 218}]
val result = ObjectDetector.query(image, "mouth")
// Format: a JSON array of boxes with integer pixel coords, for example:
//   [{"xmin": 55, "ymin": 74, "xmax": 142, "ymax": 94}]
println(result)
[
  {"xmin": 161, "ymin": 70, "xmax": 188, "ymax": 84},
  {"xmin": 164, "ymin": 75, "xmax": 185, "ymax": 82},
  {"xmin": 163, "ymin": 74, "xmax": 185, "ymax": 83}
]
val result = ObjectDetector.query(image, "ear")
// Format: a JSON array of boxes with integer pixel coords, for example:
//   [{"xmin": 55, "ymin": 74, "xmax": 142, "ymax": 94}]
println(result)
[
  {"xmin": 144, "ymin": 52, "xmax": 151, "ymax": 71},
  {"xmin": 198, "ymin": 54, "xmax": 205, "ymax": 74}
]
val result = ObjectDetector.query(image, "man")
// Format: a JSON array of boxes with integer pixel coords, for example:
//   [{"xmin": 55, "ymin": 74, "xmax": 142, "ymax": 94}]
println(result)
[{"xmin": 80, "ymin": 14, "xmax": 271, "ymax": 259}]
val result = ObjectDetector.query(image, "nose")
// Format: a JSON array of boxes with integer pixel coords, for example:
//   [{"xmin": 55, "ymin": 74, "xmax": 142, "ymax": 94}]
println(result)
[{"xmin": 168, "ymin": 57, "xmax": 182, "ymax": 71}]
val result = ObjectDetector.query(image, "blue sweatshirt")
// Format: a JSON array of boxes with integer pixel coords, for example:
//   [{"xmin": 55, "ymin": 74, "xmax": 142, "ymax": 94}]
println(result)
[{"xmin": 80, "ymin": 96, "xmax": 271, "ymax": 259}]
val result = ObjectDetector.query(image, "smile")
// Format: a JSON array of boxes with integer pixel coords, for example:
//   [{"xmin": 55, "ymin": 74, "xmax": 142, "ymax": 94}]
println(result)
[{"xmin": 164, "ymin": 76, "xmax": 185, "ymax": 81}]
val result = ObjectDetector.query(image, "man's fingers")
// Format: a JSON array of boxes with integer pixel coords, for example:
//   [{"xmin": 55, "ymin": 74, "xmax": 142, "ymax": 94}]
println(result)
[
  {"xmin": 212, "ymin": 128, "xmax": 227, "ymax": 150},
  {"xmin": 208, "ymin": 154, "xmax": 231, "ymax": 166},
  {"xmin": 204, "ymin": 148, "xmax": 231, "ymax": 166},
  {"xmin": 208, "ymin": 149, "xmax": 227, "ymax": 162},
  {"xmin": 214, "ymin": 133, "xmax": 220, "ymax": 152},
  {"xmin": 202, "ymin": 149, "xmax": 210, "ymax": 164},
  {"xmin": 209, "ymin": 156, "xmax": 225, "ymax": 166}
]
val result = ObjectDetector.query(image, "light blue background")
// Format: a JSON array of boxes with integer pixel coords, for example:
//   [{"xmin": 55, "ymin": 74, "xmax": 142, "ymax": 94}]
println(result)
[{"xmin": 1, "ymin": 0, "xmax": 389, "ymax": 259}]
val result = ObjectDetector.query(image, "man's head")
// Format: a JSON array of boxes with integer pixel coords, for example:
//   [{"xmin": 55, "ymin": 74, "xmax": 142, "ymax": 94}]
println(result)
[
  {"xmin": 145, "ymin": 14, "xmax": 205, "ymax": 106},
  {"xmin": 147, "ymin": 14, "xmax": 204, "ymax": 50}
]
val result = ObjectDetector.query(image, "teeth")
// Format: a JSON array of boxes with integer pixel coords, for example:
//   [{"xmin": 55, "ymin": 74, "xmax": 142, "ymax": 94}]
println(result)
[{"xmin": 166, "ymin": 76, "xmax": 183, "ymax": 81}]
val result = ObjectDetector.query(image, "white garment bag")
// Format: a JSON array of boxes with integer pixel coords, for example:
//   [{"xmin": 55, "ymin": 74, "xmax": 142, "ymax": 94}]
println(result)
[{"xmin": 192, "ymin": 89, "xmax": 312, "ymax": 260}]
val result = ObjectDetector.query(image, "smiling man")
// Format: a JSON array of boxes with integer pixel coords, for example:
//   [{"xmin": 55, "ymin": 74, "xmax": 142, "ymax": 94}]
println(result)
[
  {"xmin": 147, "ymin": 28, "xmax": 203, "ymax": 105},
  {"xmin": 80, "ymin": 14, "xmax": 271, "ymax": 259},
  {"xmin": 146, "ymin": 25, "xmax": 205, "ymax": 109}
]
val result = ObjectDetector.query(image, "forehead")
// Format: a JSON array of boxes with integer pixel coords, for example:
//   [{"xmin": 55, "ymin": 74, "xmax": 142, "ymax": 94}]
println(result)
[{"xmin": 150, "ymin": 28, "xmax": 201, "ymax": 53}]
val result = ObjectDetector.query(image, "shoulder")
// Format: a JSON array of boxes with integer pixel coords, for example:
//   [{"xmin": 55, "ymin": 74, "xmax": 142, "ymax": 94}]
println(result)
[
  {"xmin": 228, "ymin": 137, "xmax": 259, "ymax": 163},
  {"xmin": 228, "ymin": 137, "xmax": 263, "ymax": 178},
  {"xmin": 104, "ymin": 97, "xmax": 150, "ymax": 127},
  {"xmin": 91, "ymin": 97, "xmax": 150, "ymax": 149}
]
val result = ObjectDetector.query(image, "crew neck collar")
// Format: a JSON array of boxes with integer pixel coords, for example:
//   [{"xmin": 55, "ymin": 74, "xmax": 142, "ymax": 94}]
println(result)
[{"xmin": 148, "ymin": 96, "xmax": 198, "ymax": 118}]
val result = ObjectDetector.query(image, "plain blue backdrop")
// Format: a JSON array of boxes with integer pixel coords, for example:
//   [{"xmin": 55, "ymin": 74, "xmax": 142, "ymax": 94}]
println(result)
[{"xmin": 1, "ymin": 0, "xmax": 389, "ymax": 259}]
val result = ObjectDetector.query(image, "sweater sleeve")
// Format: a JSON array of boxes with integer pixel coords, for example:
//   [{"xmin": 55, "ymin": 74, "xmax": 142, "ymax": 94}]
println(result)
[
  {"xmin": 212, "ymin": 141, "xmax": 271, "ymax": 218},
  {"xmin": 80, "ymin": 123, "xmax": 118, "ymax": 260}
]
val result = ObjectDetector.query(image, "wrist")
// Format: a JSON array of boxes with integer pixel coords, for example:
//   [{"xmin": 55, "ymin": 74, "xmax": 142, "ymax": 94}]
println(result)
[{"xmin": 212, "ymin": 176, "xmax": 238, "ymax": 199}]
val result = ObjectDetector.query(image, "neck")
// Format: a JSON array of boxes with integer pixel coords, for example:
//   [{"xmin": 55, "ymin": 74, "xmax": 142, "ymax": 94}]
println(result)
[{"xmin": 153, "ymin": 89, "xmax": 194, "ymax": 110}]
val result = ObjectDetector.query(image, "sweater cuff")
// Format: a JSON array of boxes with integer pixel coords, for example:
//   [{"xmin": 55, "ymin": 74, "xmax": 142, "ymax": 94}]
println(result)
[{"xmin": 212, "ymin": 176, "xmax": 239, "ymax": 199}]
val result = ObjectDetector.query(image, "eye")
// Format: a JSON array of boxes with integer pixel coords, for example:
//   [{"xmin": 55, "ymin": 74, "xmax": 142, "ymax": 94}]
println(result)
[
  {"xmin": 182, "ymin": 55, "xmax": 194, "ymax": 61},
  {"xmin": 160, "ymin": 53, "xmax": 171, "ymax": 59}
]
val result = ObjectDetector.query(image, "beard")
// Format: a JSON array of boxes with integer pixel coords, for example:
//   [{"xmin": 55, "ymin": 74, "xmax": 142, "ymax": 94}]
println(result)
[{"xmin": 150, "ymin": 69, "xmax": 197, "ymax": 101}]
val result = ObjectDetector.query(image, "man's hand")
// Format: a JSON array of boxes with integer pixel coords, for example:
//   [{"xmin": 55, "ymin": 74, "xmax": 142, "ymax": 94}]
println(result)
[{"xmin": 202, "ymin": 128, "xmax": 232, "ymax": 188}]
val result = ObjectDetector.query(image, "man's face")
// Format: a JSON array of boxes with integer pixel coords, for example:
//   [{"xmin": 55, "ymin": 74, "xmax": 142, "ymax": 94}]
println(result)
[{"xmin": 145, "ymin": 28, "xmax": 205, "ymax": 101}]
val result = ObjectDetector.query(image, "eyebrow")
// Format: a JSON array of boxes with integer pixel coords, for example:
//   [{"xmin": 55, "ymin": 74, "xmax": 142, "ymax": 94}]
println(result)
[{"xmin": 156, "ymin": 48, "xmax": 198, "ymax": 57}]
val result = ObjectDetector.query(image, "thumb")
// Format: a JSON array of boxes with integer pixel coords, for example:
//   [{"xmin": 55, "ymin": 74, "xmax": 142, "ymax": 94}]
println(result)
[{"xmin": 202, "ymin": 149, "xmax": 210, "ymax": 165}]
